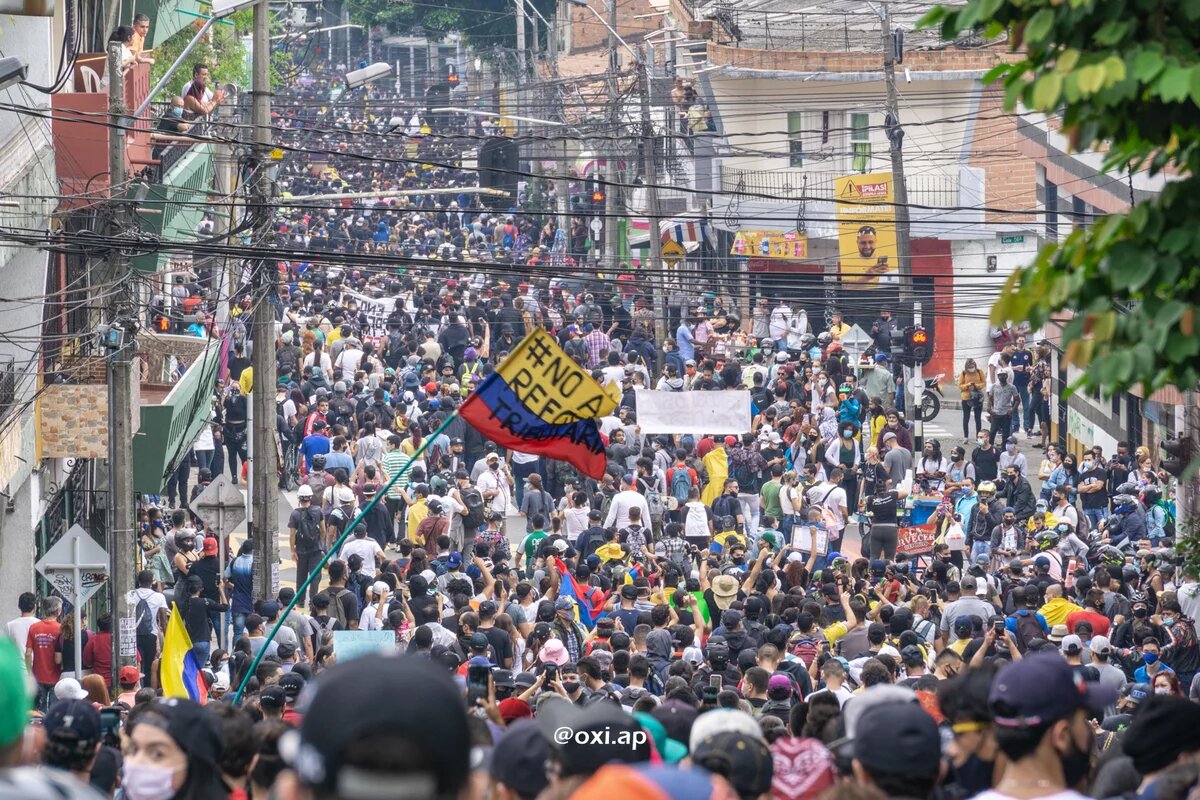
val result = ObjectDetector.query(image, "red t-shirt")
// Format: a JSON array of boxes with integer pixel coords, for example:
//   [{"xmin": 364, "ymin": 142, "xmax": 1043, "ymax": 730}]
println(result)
[
  {"xmin": 83, "ymin": 631, "xmax": 113, "ymax": 683},
  {"xmin": 26, "ymin": 620, "xmax": 62, "ymax": 685},
  {"xmin": 1065, "ymin": 609, "xmax": 1110, "ymax": 638}
]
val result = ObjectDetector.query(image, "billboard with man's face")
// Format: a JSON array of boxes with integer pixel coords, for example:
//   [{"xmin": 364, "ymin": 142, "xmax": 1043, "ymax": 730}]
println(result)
[{"xmin": 835, "ymin": 172, "xmax": 897, "ymax": 289}]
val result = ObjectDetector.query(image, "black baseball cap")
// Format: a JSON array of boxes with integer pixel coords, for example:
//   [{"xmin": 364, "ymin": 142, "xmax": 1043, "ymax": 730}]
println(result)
[
  {"xmin": 282, "ymin": 655, "xmax": 469, "ymax": 800},
  {"xmin": 260, "ymin": 685, "xmax": 288, "ymax": 710},
  {"xmin": 490, "ymin": 721, "xmax": 552, "ymax": 799},
  {"xmin": 990, "ymin": 652, "xmax": 1116, "ymax": 728},
  {"xmin": 44, "ymin": 699, "xmax": 101, "ymax": 748},
  {"xmin": 853, "ymin": 702, "xmax": 941, "ymax": 776},
  {"xmin": 692, "ymin": 731, "xmax": 774, "ymax": 797},
  {"xmin": 538, "ymin": 700, "xmax": 652, "ymax": 777}
]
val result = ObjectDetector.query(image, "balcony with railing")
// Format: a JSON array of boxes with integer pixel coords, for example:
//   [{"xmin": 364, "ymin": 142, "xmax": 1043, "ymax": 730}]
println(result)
[
  {"xmin": 50, "ymin": 59, "xmax": 154, "ymax": 203},
  {"xmin": 720, "ymin": 167, "xmax": 962, "ymax": 208}
]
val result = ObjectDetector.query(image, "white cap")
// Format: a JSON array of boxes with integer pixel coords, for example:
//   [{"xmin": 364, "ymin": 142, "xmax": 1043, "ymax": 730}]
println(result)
[
  {"xmin": 54, "ymin": 677, "xmax": 88, "ymax": 701},
  {"xmin": 1061, "ymin": 634, "xmax": 1083, "ymax": 653},
  {"xmin": 297, "ymin": 485, "xmax": 314, "ymax": 498},
  {"xmin": 1089, "ymin": 635, "xmax": 1113, "ymax": 655},
  {"xmin": 372, "ymin": 581, "xmax": 389, "ymax": 597}
]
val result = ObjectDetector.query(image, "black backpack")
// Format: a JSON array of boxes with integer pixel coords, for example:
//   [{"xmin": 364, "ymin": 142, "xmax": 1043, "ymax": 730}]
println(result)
[
  {"xmin": 135, "ymin": 592, "xmax": 155, "ymax": 637},
  {"xmin": 733, "ymin": 459, "xmax": 761, "ymax": 494},
  {"xmin": 1013, "ymin": 612, "xmax": 1044, "ymax": 653},
  {"xmin": 460, "ymin": 487, "xmax": 486, "ymax": 530},
  {"xmin": 294, "ymin": 508, "xmax": 323, "ymax": 553}
]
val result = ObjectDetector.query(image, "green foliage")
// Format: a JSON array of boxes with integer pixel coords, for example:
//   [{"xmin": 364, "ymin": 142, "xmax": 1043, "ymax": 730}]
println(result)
[
  {"xmin": 348, "ymin": 0, "xmax": 557, "ymax": 51},
  {"xmin": 150, "ymin": 9, "xmax": 251, "ymax": 97},
  {"xmin": 920, "ymin": 0, "xmax": 1200, "ymax": 396}
]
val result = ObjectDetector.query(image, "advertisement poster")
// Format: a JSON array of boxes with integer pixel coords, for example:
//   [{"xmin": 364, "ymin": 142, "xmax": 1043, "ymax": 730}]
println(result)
[
  {"xmin": 834, "ymin": 172, "xmax": 897, "ymax": 288},
  {"xmin": 730, "ymin": 230, "xmax": 809, "ymax": 260}
]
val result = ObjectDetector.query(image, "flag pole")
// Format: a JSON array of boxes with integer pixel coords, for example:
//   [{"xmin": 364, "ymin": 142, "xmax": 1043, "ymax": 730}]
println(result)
[{"xmin": 232, "ymin": 410, "xmax": 462, "ymax": 703}]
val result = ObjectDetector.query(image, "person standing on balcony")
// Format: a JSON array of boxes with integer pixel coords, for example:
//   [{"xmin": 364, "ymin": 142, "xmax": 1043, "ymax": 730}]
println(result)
[
  {"xmin": 130, "ymin": 13, "xmax": 154, "ymax": 64},
  {"xmin": 182, "ymin": 63, "xmax": 225, "ymax": 120},
  {"xmin": 101, "ymin": 26, "xmax": 138, "ymax": 89}
]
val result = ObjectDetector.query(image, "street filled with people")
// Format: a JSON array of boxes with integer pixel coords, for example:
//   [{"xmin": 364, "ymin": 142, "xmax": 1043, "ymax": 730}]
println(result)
[{"xmin": 5, "ymin": 62, "xmax": 1197, "ymax": 800}]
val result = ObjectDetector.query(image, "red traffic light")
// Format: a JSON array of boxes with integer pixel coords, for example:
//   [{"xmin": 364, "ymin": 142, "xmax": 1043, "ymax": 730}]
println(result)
[
  {"xmin": 592, "ymin": 189, "xmax": 606, "ymax": 204},
  {"xmin": 910, "ymin": 330, "xmax": 928, "ymax": 345},
  {"xmin": 447, "ymin": 65, "xmax": 459, "ymax": 86}
]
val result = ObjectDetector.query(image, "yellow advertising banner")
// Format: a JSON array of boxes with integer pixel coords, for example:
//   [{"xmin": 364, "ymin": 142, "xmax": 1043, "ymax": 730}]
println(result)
[
  {"xmin": 729, "ymin": 230, "xmax": 809, "ymax": 260},
  {"xmin": 834, "ymin": 172, "xmax": 897, "ymax": 288}
]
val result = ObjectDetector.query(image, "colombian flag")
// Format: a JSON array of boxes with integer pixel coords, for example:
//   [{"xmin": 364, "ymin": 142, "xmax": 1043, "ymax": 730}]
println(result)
[
  {"xmin": 161, "ymin": 603, "xmax": 208, "ymax": 704},
  {"xmin": 553, "ymin": 557, "xmax": 610, "ymax": 629},
  {"xmin": 461, "ymin": 329, "xmax": 618, "ymax": 479}
]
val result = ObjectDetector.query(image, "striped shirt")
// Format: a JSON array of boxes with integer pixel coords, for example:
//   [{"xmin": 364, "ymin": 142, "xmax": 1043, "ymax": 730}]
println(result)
[{"xmin": 381, "ymin": 449, "xmax": 411, "ymax": 499}]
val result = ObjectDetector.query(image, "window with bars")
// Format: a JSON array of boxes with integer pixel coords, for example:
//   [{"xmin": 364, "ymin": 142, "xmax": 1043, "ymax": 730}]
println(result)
[
  {"xmin": 0, "ymin": 358, "xmax": 15, "ymax": 426},
  {"xmin": 850, "ymin": 113, "xmax": 872, "ymax": 172}
]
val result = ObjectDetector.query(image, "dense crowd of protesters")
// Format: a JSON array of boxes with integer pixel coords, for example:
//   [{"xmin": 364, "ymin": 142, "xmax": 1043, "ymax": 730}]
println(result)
[{"xmin": 4, "ymin": 51, "xmax": 1194, "ymax": 800}]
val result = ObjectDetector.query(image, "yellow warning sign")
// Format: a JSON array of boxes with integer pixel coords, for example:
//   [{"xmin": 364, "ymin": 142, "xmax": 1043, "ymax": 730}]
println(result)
[{"xmin": 661, "ymin": 240, "xmax": 686, "ymax": 264}]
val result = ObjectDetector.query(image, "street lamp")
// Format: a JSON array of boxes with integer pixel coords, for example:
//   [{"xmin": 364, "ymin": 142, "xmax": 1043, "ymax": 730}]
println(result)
[{"xmin": 345, "ymin": 62, "xmax": 392, "ymax": 89}]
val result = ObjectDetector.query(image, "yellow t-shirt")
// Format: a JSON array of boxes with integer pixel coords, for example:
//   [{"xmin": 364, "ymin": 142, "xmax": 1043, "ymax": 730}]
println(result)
[{"xmin": 406, "ymin": 499, "xmax": 429, "ymax": 541}]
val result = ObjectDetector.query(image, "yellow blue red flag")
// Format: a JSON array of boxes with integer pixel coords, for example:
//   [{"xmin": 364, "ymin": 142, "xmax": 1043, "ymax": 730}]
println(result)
[
  {"xmin": 461, "ymin": 328, "xmax": 618, "ymax": 479},
  {"xmin": 161, "ymin": 603, "xmax": 208, "ymax": 704}
]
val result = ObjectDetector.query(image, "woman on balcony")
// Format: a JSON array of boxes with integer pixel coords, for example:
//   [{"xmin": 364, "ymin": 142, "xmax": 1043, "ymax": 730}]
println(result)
[{"xmin": 101, "ymin": 26, "xmax": 139, "ymax": 90}]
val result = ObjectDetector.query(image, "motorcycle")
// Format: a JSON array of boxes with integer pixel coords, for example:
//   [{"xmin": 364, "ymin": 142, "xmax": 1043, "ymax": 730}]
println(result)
[{"xmin": 917, "ymin": 374, "xmax": 944, "ymax": 423}]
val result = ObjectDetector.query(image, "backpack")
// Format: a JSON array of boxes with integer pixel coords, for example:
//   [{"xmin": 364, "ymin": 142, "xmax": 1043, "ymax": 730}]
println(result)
[
  {"xmin": 788, "ymin": 633, "xmax": 820, "ymax": 666},
  {"xmin": 638, "ymin": 477, "xmax": 663, "ymax": 521},
  {"xmin": 135, "ymin": 591, "xmax": 155, "ymax": 637},
  {"xmin": 294, "ymin": 508, "xmax": 322, "ymax": 553},
  {"xmin": 733, "ymin": 459, "xmax": 761, "ymax": 494},
  {"xmin": 1013, "ymin": 612, "xmax": 1044, "ymax": 654},
  {"xmin": 460, "ymin": 486, "xmax": 486, "ymax": 530},
  {"xmin": 812, "ymin": 487, "xmax": 841, "ymax": 531},
  {"xmin": 670, "ymin": 467, "xmax": 693, "ymax": 505},
  {"xmin": 329, "ymin": 588, "xmax": 353, "ymax": 630}
]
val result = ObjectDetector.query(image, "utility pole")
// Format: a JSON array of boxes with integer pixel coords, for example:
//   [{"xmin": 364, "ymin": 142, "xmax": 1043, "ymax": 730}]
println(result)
[
  {"xmin": 881, "ymin": 2, "xmax": 914, "ymax": 311},
  {"xmin": 106, "ymin": 41, "xmax": 137, "ymax": 686},
  {"xmin": 250, "ymin": 0, "xmax": 280, "ymax": 602},
  {"xmin": 638, "ymin": 45, "xmax": 667, "ymax": 370},
  {"xmin": 603, "ymin": 0, "xmax": 620, "ymax": 274}
]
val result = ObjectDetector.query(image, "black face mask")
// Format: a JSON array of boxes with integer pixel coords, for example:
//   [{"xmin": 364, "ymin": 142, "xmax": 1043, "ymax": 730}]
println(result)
[
  {"xmin": 1060, "ymin": 730, "xmax": 1093, "ymax": 788},
  {"xmin": 562, "ymin": 681, "xmax": 581, "ymax": 694}
]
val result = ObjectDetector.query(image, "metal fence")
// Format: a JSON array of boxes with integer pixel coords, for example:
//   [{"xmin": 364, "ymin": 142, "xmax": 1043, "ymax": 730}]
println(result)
[{"xmin": 720, "ymin": 166, "xmax": 961, "ymax": 207}]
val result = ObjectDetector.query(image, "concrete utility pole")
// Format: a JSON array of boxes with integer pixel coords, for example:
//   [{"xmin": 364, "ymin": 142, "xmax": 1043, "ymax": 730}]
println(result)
[
  {"xmin": 638, "ymin": 45, "xmax": 667, "ymax": 370},
  {"xmin": 603, "ymin": 0, "xmax": 621, "ymax": 272},
  {"xmin": 881, "ymin": 2, "xmax": 914, "ymax": 310},
  {"xmin": 106, "ymin": 41, "xmax": 137, "ymax": 686},
  {"xmin": 250, "ymin": 0, "xmax": 280, "ymax": 602}
]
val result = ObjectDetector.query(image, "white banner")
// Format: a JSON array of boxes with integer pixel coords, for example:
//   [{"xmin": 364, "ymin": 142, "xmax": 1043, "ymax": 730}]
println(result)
[
  {"xmin": 634, "ymin": 389, "xmax": 752, "ymax": 436},
  {"xmin": 341, "ymin": 289, "xmax": 397, "ymax": 337}
]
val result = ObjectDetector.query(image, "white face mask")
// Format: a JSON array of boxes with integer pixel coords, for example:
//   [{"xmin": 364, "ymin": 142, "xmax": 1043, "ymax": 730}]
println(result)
[
  {"xmin": 122, "ymin": 762, "xmax": 181, "ymax": 800},
  {"xmin": 1154, "ymin": 686, "xmax": 1172, "ymax": 695}
]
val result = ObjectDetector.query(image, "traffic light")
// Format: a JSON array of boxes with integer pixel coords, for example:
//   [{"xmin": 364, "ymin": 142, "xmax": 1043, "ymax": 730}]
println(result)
[
  {"xmin": 903, "ymin": 324, "xmax": 932, "ymax": 366},
  {"xmin": 446, "ymin": 63, "xmax": 459, "ymax": 88},
  {"xmin": 591, "ymin": 182, "xmax": 606, "ymax": 208},
  {"xmin": 1161, "ymin": 437, "xmax": 1196, "ymax": 477}
]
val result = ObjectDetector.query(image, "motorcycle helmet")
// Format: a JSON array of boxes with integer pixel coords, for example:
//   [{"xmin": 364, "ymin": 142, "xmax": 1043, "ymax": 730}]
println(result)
[
  {"xmin": 1099, "ymin": 546, "xmax": 1126, "ymax": 568},
  {"xmin": 719, "ymin": 515, "xmax": 737, "ymax": 532},
  {"xmin": 311, "ymin": 453, "xmax": 327, "ymax": 470},
  {"xmin": 760, "ymin": 338, "xmax": 775, "ymax": 351},
  {"xmin": 1035, "ymin": 530, "xmax": 1061, "ymax": 551},
  {"xmin": 774, "ymin": 351, "xmax": 789, "ymax": 363},
  {"xmin": 817, "ymin": 332, "xmax": 833, "ymax": 347},
  {"xmin": 1122, "ymin": 564, "xmax": 1141, "ymax": 584},
  {"xmin": 977, "ymin": 481, "xmax": 997, "ymax": 495},
  {"xmin": 1113, "ymin": 494, "xmax": 1138, "ymax": 514},
  {"xmin": 838, "ymin": 383, "xmax": 853, "ymax": 395},
  {"xmin": 799, "ymin": 333, "xmax": 816, "ymax": 349},
  {"xmin": 1116, "ymin": 482, "xmax": 1140, "ymax": 497}
]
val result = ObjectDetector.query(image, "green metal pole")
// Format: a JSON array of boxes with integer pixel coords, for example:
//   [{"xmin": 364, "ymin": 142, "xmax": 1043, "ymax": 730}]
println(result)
[{"xmin": 231, "ymin": 411, "xmax": 462, "ymax": 703}]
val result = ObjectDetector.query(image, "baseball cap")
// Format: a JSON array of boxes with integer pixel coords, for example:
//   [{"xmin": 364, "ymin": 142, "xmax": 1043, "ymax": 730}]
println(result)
[
  {"xmin": 203, "ymin": 537, "xmax": 219, "ymax": 556},
  {"xmin": 119, "ymin": 665, "xmax": 141, "ymax": 685},
  {"xmin": 853, "ymin": 702, "xmax": 941, "ymax": 777},
  {"xmin": 298, "ymin": 485, "xmax": 314, "ymax": 498},
  {"xmin": 469, "ymin": 632, "xmax": 489, "ymax": 651},
  {"xmin": 446, "ymin": 551, "xmax": 462, "ymax": 569},
  {"xmin": 54, "ymin": 677, "xmax": 88, "ymax": 701},
  {"xmin": 767, "ymin": 674, "xmax": 792, "ymax": 693},
  {"xmin": 1060, "ymin": 634, "xmax": 1083, "ymax": 654},
  {"xmin": 1089, "ymin": 635, "xmax": 1113, "ymax": 655},
  {"xmin": 538, "ymin": 701, "xmax": 652, "ymax": 777},
  {"xmin": 692, "ymin": 731, "xmax": 773, "ymax": 795},
  {"xmin": 491, "ymin": 721, "xmax": 552, "ymax": 798},
  {"xmin": 260, "ymin": 685, "xmax": 288, "ymax": 710},
  {"xmin": 44, "ymin": 699, "xmax": 101, "ymax": 747},
  {"xmin": 278, "ymin": 672, "xmax": 306, "ymax": 701},
  {"xmin": 687, "ymin": 709, "xmax": 764, "ymax": 753},
  {"xmin": 989, "ymin": 652, "xmax": 1117, "ymax": 727},
  {"xmin": 281, "ymin": 655, "xmax": 469, "ymax": 799}
]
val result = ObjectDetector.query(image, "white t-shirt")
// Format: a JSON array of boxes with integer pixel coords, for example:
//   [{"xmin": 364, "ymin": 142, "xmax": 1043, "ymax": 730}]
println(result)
[
  {"xmin": 806, "ymin": 482, "xmax": 848, "ymax": 532},
  {"xmin": 476, "ymin": 470, "xmax": 510, "ymax": 514},
  {"xmin": 126, "ymin": 588, "xmax": 169, "ymax": 637},
  {"xmin": 5, "ymin": 616, "xmax": 37, "ymax": 649},
  {"xmin": 359, "ymin": 603, "xmax": 384, "ymax": 631},
  {"xmin": 563, "ymin": 507, "xmax": 590, "ymax": 541},
  {"xmin": 339, "ymin": 537, "xmax": 384, "ymax": 577}
]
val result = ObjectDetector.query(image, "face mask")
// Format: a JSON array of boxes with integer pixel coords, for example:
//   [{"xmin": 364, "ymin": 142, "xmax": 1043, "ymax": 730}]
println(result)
[
  {"xmin": 732, "ymin": 556, "xmax": 746, "ymax": 566},
  {"xmin": 1143, "ymin": 651, "xmax": 1160, "ymax": 665},
  {"xmin": 122, "ymin": 762, "xmax": 181, "ymax": 800},
  {"xmin": 1134, "ymin": 607, "xmax": 1149, "ymax": 619},
  {"xmin": 843, "ymin": 429, "xmax": 855, "ymax": 438},
  {"xmin": 1007, "ymin": 444, "xmax": 1017, "ymax": 452},
  {"xmin": 1081, "ymin": 461, "xmax": 1093, "ymax": 472},
  {"xmin": 170, "ymin": 106, "xmax": 184, "ymax": 117},
  {"xmin": 978, "ymin": 439, "xmax": 988, "ymax": 447},
  {"xmin": 1166, "ymin": 617, "xmax": 1177, "ymax": 627},
  {"xmin": 1154, "ymin": 685, "xmax": 1173, "ymax": 695},
  {"xmin": 1059, "ymin": 732, "xmax": 1092, "ymax": 789},
  {"xmin": 562, "ymin": 681, "xmax": 581, "ymax": 694}
]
